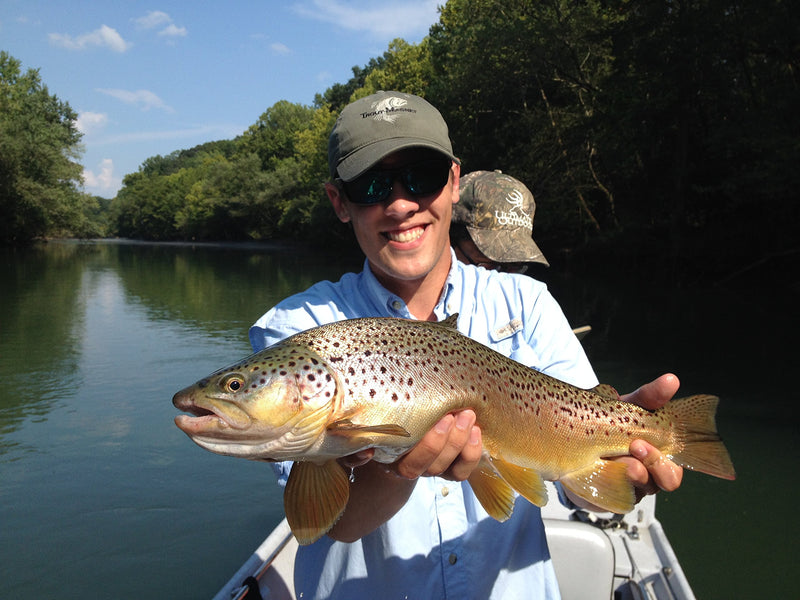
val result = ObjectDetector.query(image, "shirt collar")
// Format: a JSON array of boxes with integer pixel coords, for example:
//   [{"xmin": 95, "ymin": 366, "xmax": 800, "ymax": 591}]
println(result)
[{"xmin": 358, "ymin": 249, "xmax": 461, "ymax": 320}]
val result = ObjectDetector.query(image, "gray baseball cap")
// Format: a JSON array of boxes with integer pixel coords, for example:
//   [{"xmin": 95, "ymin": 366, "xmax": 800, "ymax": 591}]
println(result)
[
  {"xmin": 328, "ymin": 91, "xmax": 459, "ymax": 181},
  {"xmin": 454, "ymin": 170, "xmax": 549, "ymax": 266}
]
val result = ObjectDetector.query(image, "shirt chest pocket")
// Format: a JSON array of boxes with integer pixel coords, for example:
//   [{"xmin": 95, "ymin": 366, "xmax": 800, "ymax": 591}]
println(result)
[{"xmin": 488, "ymin": 318, "xmax": 542, "ymax": 368}]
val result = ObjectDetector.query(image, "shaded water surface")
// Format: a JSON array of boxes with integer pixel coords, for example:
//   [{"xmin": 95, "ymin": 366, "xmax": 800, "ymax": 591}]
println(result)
[{"xmin": 0, "ymin": 240, "xmax": 795, "ymax": 598}]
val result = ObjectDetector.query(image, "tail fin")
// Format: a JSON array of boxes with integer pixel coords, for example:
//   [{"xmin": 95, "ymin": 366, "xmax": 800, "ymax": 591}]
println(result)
[{"xmin": 668, "ymin": 394, "xmax": 736, "ymax": 480}]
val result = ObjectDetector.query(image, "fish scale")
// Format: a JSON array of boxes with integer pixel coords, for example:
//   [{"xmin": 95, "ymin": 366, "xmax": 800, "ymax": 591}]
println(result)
[{"xmin": 173, "ymin": 315, "xmax": 735, "ymax": 545}]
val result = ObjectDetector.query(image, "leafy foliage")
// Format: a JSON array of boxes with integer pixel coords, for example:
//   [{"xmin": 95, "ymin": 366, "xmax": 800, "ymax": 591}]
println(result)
[{"xmin": 0, "ymin": 52, "xmax": 89, "ymax": 245}]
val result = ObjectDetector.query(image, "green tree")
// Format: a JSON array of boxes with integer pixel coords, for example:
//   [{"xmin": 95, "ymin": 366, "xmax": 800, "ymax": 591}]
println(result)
[
  {"xmin": 362, "ymin": 39, "xmax": 434, "ymax": 96},
  {"xmin": 0, "ymin": 52, "xmax": 85, "ymax": 245},
  {"xmin": 237, "ymin": 101, "xmax": 317, "ymax": 170},
  {"xmin": 428, "ymin": 1, "xmax": 622, "ymax": 241}
]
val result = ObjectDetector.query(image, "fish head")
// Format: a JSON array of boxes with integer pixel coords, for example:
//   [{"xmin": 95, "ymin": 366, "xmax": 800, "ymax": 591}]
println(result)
[{"xmin": 173, "ymin": 343, "xmax": 340, "ymax": 461}]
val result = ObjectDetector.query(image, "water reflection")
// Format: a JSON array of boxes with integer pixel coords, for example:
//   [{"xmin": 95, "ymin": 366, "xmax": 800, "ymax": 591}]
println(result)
[{"xmin": 0, "ymin": 245, "xmax": 86, "ymax": 446}]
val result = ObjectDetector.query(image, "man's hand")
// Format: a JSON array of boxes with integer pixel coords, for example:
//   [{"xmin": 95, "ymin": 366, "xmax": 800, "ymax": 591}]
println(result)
[
  {"xmin": 330, "ymin": 410, "xmax": 482, "ymax": 542},
  {"xmin": 338, "ymin": 409, "xmax": 483, "ymax": 481},
  {"xmin": 620, "ymin": 373, "xmax": 684, "ymax": 499},
  {"xmin": 393, "ymin": 410, "xmax": 483, "ymax": 481}
]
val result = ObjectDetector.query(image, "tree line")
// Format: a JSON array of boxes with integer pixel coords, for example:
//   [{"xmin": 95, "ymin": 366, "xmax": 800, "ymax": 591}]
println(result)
[{"xmin": 2, "ymin": 0, "xmax": 798, "ymax": 272}]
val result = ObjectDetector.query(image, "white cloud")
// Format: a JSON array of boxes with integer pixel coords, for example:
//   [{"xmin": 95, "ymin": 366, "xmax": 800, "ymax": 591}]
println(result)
[
  {"xmin": 49, "ymin": 25, "xmax": 131, "ymax": 53},
  {"xmin": 83, "ymin": 159, "xmax": 120, "ymax": 194},
  {"xmin": 293, "ymin": 0, "xmax": 440, "ymax": 39},
  {"xmin": 135, "ymin": 11, "xmax": 172, "ymax": 29},
  {"xmin": 76, "ymin": 111, "xmax": 109, "ymax": 135},
  {"xmin": 159, "ymin": 24, "xmax": 188, "ymax": 38},
  {"xmin": 89, "ymin": 124, "xmax": 245, "ymax": 146},
  {"xmin": 96, "ymin": 88, "xmax": 174, "ymax": 113},
  {"xmin": 270, "ymin": 42, "xmax": 291, "ymax": 55},
  {"xmin": 134, "ymin": 11, "xmax": 187, "ymax": 39}
]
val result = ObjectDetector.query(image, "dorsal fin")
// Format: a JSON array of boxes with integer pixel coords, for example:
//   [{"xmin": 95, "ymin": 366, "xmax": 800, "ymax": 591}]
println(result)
[
  {"xmin": 591, "ymin": 383, "xmax": 619, "ymax": 400},
  {"xmin": 439, "ymin": 313, "xmax": 459, "ymax": 329}
]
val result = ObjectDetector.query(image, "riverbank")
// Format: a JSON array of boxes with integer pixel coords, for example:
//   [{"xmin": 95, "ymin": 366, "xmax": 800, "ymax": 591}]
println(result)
[{"xmin": 28, "ymin": 228, "xmax": 800, "ymax": 292}]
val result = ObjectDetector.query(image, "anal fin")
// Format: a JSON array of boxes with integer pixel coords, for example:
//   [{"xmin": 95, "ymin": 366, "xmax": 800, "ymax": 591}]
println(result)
[
  {"xmin": 559, "ymin": 459, "xmax": 635, "ymax": 514},
  {"xmin": 284, "ymin": 460, "xmax": 349, "ymax": 545}
]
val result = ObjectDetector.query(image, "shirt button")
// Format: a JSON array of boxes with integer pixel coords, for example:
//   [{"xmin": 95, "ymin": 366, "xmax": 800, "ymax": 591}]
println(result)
[
  {"xmin": 391, "ymin": 300, "xmax": 403, "ymax": 310},
  {"xmin": 441, "ymin": 486, "xmax": 449, "ymax": 497},
  {"xmin": 449, "ymin": 553, "xmax": 458, "ymax": 565}
]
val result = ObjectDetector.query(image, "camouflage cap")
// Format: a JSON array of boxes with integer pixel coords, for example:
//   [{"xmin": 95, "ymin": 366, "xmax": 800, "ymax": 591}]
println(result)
[
  {"xmin": 454, "ymin": 170, "xmax": 549, "ymax": 266},
  {"xmin": 328, "ymin": 91, "xmax": 459, "ymax": 181}
]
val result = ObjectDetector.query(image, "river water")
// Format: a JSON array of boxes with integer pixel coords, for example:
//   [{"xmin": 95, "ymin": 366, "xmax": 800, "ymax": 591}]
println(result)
[{"xmin": 0, "ymin": 240, "xmax": 795, "ymax": 599}]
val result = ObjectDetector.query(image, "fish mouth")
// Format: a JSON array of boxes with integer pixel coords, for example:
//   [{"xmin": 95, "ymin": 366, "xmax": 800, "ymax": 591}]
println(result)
[{"xmin": 172, "ymin": 391, "xmax": 251, "ymax": 435}]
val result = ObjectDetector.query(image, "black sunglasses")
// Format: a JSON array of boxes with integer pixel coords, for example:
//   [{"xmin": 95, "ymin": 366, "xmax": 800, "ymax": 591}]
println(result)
[{"xmin": 337, "ymin": 158, "xmax": 452, "ymax": 205}]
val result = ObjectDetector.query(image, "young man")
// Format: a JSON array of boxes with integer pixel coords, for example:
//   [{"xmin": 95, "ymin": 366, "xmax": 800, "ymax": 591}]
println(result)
[
  {"xmin": 452, "ymin": 170, "xmax": 549, "ymax": 274},
  {"xmin": 249, "ymin": 91, "xmax": 682, "ymax": 599}
]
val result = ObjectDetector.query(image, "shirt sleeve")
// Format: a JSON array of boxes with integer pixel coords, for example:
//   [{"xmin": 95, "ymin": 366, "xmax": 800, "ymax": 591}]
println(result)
[
  {"xmin": 521, "ymin": 285, "xmax": 598, "ymax": 388},
  {"xmin": 248, "ymin": 279, "xmax": 353, "ymax": 352}
]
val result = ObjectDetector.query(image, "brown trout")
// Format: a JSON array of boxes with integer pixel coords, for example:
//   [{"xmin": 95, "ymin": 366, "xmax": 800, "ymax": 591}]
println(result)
[{"xmin": 173, "ymin": 315, "xmax": 735, "ymax": 544}]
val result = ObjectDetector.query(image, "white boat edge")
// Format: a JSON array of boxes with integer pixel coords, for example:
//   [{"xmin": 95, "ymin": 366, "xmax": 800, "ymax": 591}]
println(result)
[{"xmin": 212, "ymin": 483, "xmax": 696, "ymax": 600}]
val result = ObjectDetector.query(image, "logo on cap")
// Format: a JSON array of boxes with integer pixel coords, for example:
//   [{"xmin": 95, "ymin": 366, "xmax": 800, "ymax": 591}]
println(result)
[
  {"xmin": 361, "ymin": 96, "xmax": 417, "ymax": 123},
  {"xmin": 496, "ymin": 189, "xmax": 533, "ymax": 229}
]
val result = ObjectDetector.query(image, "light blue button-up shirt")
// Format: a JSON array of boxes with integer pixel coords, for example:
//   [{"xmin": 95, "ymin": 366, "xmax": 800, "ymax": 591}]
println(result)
[{"xmin": 249, "ymin": 251, "xmax": 598, "ymax": 599}]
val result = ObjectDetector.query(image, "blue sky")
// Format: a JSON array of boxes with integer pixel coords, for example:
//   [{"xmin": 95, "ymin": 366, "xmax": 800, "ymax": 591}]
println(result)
[{"xmin": 1, "ymin": 0, "xmax": 442, "ymax": 198}]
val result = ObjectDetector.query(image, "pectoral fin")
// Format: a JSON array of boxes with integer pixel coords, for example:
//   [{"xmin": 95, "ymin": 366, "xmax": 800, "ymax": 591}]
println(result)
[
  {"xmin": 284, "ymin": 460, "xmax": 350, "ymax": 545},
  {"xmin": 490, "ymin": 456, "xmax": 548, "ymax": 508},
  {"xmin": 326, "ymin": 419, "xmax": 411, "ymax": 437},
  {"xmin": 559, "ymin": 458, "xmax": 635, "ymax": 514},
  {"xmin": 468, "ymin": 455, "xmax": 517, "ymax": 522}
]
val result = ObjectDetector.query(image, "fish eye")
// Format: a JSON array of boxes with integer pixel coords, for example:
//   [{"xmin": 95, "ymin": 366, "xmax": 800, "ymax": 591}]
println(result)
[{"xmin": 221, "ymin": 374, "xmax": 246, "ymax": 393}]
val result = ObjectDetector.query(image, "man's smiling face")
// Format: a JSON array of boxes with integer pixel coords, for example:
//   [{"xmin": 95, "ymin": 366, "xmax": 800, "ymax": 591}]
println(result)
[{"xmin": 327, "ymin": 148, "xmax": 460, "ymax": 290}]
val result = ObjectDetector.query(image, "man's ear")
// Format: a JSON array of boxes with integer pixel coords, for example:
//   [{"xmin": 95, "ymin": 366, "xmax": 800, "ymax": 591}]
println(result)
[
  {"xmin": 325, "ymin": 182, "xmax": 351, "ymax": 223},
  {"xmin": 450, "ymin": 162, "xmax": 461, "ymax": 205}
]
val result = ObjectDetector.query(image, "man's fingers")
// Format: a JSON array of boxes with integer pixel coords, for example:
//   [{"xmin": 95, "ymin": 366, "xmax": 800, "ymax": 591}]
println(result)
[
  {"xmin": 630, "ymin": 440, "xmax": 683, "ymax": 493},
  {"xmin": 622, "ymin": 373, "xmax": 681, "ymax": 410},
  {"xmin": 339, "ymin": 448, "xmax": 375, "ymax": 469},
  {"xmin": 443, "ymin": 425, "xmax": 482, "ymax": 481},
  {"xmin": 394, "ymin": 411, "xmax": 481, "ymax": 481},
  {"xmin": 425, "ymin": 411, "xmax": 477, "ymax": 477}
]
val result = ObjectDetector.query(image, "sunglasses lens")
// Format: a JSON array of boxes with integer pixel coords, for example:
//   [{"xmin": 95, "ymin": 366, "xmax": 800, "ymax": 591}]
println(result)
[
  {"xmin": 343, "ymin": 159, "xmax": 452, "ymax": 205},
  {"xmin": 343, "ymin": 173, "xmax": 392, "ymax": 205},
  {"xmin": 403, "ymin": 159, "xmax": 452, "ymax": 196}
]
